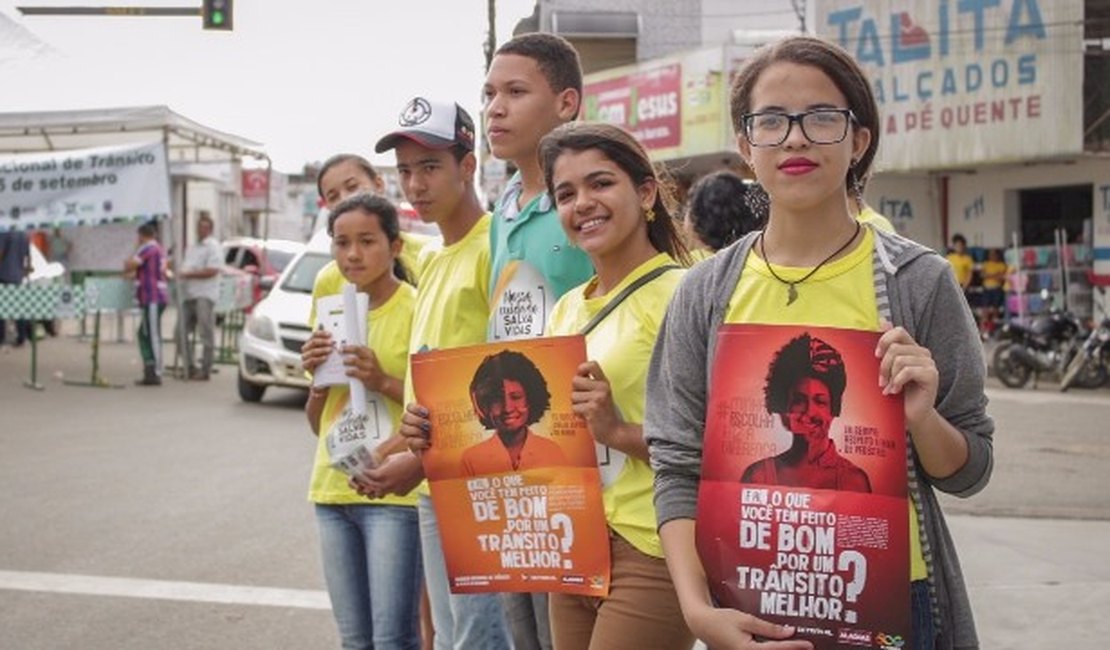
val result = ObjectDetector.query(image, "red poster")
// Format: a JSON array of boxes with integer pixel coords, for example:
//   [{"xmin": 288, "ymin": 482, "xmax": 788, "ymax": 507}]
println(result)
[
  {"xmin": 411, "ymin": 336, "xmax": 610, "ymax": 596},
  {"xmin": 697, "ymin": 325, "xmax": 910, "ymax": 649}
]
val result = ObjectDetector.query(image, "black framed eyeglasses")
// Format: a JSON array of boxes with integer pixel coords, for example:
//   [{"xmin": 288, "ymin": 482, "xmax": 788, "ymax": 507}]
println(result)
[{"xmin": 741, "ymin": 108, "xmax": 857, "ymax": 147}]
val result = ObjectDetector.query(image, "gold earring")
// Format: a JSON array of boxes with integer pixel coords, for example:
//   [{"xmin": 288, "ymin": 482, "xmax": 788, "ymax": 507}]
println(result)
[{"xmin": 645, "ymin": 207, "xmax": 656, "ymax": 222}]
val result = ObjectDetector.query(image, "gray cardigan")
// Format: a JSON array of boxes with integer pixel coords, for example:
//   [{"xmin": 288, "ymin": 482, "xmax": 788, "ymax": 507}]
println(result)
[{"xmin": 645, "ymin": 227, "xmax": 993, "ymax": 650}]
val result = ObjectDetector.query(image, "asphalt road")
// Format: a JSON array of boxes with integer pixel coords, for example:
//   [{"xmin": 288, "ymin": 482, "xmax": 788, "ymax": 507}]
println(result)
[{"xmin": 1, "ymin": 324, "xmax": 1107, "ymax": 648}]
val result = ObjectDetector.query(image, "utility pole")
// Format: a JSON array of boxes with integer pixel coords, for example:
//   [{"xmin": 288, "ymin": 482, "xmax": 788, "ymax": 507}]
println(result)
[
  {"xmin": 791, "ymin": 0, "xmax": 807, "ymax": 33},
  {"xmin": 484, "ymin": 0, "xmax": 497, "ymax": 72}
]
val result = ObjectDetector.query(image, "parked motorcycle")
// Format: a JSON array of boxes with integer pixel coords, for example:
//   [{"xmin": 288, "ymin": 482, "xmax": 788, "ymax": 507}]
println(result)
[
  {"xmin": 991, "ymin": 290, "xmax": 1092, "ymax": 389},
  {"xmin": 1060, "ymin": 286, "xmax": 1110, "ymax": 392}
]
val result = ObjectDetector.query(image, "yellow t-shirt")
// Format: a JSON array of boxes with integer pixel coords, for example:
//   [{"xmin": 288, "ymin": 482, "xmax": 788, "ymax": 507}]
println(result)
[
  {"xmin": 309, "ymin": 232, "xmax": 431, "ymax": 326},
  {"xmin": 404, "ymin": 215, "xmax": 493, "ymax": 495},
  {"xmin": 726, "ymin": 228, "xmax": 928, "ymax": 581},
  {"xmin": 858, "ymin": 206, "xmax": 895, "ymax": 233},
  {"xmin": 980, "ymin": 260, "xmax": 1008, "ymax": 290},
  {"xmin": 307, "ymin": 283, "xmax": 417, "ymax": 506},
  {"xmin": 945, "ymin": 252, "xmax": 974, "ymax": 288},
  {"xmin": 688, "ymin": 248, "xmax": 715, "ymax": 264},
  {"xmin": 548, "ymin": 252, "xmax": 685, "ymax": 559}
]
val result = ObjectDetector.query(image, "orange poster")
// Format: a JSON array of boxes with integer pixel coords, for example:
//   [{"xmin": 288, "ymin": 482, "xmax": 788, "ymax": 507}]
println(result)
[{"xmin": 411, "ymin": 335, "xmax": 610, "ymax": 596}]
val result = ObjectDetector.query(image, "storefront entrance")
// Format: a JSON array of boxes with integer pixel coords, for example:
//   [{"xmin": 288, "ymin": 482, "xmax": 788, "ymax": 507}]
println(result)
[{"xmin": 1020, "ymin": 184, "xmax": 1093, "ymax": 245}]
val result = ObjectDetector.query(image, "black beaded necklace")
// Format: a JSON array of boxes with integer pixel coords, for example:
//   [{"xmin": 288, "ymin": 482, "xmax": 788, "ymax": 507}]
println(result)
[{"xmin": 758, "ymin": 220, "xmax": 861, "ymax": 306}]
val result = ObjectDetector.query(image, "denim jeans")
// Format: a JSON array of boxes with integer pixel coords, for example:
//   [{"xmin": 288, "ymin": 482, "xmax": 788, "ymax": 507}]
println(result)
[
  {"xmin": 911, "ymin": 579, "xmax": 936, "ymax": 650},
  {"xmin": 417, "ymin": 494, "xmax": 511, "ymax": 650},
  {"xmin": 501, "ymin": 592, "xmax": 552, "ymax": 650},
  {"xmin": 315, "ymin": 504, "xmax": 422, "ymax": 650}
]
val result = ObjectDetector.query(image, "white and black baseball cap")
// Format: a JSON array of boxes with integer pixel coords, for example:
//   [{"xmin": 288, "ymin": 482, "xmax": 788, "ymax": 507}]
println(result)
[{"xmin": 374, "ymin": 97, "xmax": 476, "ymax": 153}]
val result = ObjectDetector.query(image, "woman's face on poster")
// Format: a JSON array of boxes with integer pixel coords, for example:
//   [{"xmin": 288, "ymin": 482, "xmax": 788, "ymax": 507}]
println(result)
[
  {"xmin": 780, "ymin": 376, "xmax": 833, "ymax": 445},
  {"xmin": 488, "ymin": 379, "xmax": 530, "ymax": 435}
]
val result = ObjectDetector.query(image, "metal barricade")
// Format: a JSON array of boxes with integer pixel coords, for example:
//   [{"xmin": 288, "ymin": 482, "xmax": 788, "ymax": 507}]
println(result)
[
  {"xmin": 0, "ymin": 283, "xmax": 85, "ymax": 390},
  {"xmin": 214, "ymin": 273, "xmax": 255, "ymax": 365},
  {"xmin": 65, "ymin": 276, "xmax": 135, "ymax": 388}
]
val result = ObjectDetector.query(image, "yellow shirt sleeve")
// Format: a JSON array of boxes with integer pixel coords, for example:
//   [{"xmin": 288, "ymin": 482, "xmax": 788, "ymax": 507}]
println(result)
[{"xmin": 858, "ymin": 206, "xmax": 895, "ymax": 233}]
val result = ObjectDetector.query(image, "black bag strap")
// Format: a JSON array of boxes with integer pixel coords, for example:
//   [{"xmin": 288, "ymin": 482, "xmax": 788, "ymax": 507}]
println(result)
[{"xmin": 579, "ymin": 264, "xmax": 681, "ymax": 336}]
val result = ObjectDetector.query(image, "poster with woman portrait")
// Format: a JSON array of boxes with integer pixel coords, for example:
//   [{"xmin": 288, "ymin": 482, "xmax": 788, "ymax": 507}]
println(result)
[
  {"xmin": 410, "ymin": 335, "xmax": 610, "ymax": 596},
  {"xmin": 697, "ymin": 324, "xmax": 909, "ymax": 649}
]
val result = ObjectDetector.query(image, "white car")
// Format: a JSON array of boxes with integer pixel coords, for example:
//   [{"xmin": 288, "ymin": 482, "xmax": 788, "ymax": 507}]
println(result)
[{"xmin": 236, "ymin": 233, "xmax": 330, "ymax": 402}]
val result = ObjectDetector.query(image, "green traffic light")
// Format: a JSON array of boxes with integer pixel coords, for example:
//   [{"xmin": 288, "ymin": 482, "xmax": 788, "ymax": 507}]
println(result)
[{"xmin": 211, "ymin": 10, "xmax": 224, "ymax": 24}]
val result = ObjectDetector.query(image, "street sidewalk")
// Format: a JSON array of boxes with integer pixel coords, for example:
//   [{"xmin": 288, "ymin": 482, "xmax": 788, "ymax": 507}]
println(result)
[{"xmin": 947, "ymin": 514, "xmax": 1110, "ymax": 649}]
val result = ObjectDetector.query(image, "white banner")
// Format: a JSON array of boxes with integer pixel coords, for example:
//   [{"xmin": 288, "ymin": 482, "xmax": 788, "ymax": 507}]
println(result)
[
  {"xmin": 815, "ymin": 0, "xmax": 1084, "ymax": 171},
  {"xmin": 0, "ymin": 140, "xmax": 170, "ymax": 231}
]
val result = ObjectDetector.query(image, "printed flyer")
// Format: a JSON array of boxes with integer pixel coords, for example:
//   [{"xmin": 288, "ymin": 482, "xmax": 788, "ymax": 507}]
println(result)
[
  {"xmin": 411, "ymin": 335, "xmax": 610, "ymax": 596},
  {"xmin": 488, "ymin": 260, "xmax": 550, "ymax": 341},
  {"xmin": 697, "ymin": 324, "xmax": 910, "ymax": 649}
]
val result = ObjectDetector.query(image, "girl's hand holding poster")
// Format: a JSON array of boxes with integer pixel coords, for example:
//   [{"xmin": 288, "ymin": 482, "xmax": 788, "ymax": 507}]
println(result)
[
  {"xmin": 697, "ymin": 324, "xmax": 910, "ymax": 649},
  {"xmin": 411, "ymin": 335, "xmax": 610, "ymax": 596}
]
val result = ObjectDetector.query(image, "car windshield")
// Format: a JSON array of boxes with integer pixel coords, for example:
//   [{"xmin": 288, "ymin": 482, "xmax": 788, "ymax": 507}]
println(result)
[
  {"xmin": 281, "ymin": 252, "xmax": 331, "ymax": 294},
  {"xmin": 265, "ymin": 248, "xmax": 296, "ymax": 272}
]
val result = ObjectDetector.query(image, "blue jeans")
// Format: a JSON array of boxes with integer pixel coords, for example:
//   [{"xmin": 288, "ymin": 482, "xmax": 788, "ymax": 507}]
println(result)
[
  {"xmin": 911, "ymin": 579, "xmax": 936, "ymax": 650},
  {"xmin": 417, "ymin": 494, "xmax": 511, "ymax": 650},
  {"xmin": 315, "ymin": 504, "xmax": 422, "ymax": 650}
]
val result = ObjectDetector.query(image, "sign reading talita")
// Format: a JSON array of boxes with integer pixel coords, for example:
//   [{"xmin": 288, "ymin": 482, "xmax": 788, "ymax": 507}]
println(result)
[
  {"xmin": 411, "ymin": 335, "xmax": 610, "ymax": 596},
  {"xmin": 697, "ymin": 324, "xmax": 910, "ymax": 649}
]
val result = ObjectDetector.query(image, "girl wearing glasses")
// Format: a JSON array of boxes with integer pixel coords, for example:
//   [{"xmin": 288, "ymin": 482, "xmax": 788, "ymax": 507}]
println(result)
[{"xmin": 645, "ymin": 35, "xmax": 993, "ymax": 650}]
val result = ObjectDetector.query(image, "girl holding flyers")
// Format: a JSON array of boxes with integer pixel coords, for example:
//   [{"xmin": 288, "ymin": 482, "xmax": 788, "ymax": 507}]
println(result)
[
  {"xmin": 538, "ymin": 122, "xmax": 695, "ymax": 649},
  {"xmin": 301, "ymin": 193, "xmax": 422, "ymax": 650},
  {"xmin": 645, "ymin": 36, "xmax": 993, "ymax": 650}
]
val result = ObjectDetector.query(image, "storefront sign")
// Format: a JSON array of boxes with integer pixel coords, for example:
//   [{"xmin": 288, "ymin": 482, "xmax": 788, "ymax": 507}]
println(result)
[
  {"xmin": 816, "ymin": 0, "xmax": 1083, "ymax": 170},
  {"xmin": 585, "ymin": 63, "xmax": 682, "ymax": 151}
]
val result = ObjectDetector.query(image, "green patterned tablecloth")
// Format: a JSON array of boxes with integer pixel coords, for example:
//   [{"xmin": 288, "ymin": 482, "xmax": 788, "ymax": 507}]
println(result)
[{"xmin": 0, "ymin": 284, "xmax": 85, "ymax": 320}]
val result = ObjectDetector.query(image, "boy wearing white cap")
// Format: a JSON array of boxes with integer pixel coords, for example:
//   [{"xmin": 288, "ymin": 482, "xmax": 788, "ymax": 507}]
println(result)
[{"xmin": 372, "ymin": 97, "xmax": 512, "ymax": 650}]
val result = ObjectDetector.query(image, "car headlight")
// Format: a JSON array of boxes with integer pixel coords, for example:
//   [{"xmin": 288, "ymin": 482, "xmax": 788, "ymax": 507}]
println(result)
[{"xmin": 246, "ymin": 314, "xmax": 277, "ymax": 342}]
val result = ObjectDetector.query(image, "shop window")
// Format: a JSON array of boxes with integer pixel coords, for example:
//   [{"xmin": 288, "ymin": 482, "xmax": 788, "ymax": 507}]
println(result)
[{"xmin": 1019, "ymin": 184, "xmax": 1092, "ymax": 246}]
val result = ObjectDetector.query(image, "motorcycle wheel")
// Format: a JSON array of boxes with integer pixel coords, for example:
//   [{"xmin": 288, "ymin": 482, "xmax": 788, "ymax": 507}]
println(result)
[
  {"xmin": 993, "ymin": 342, "xmax": 1032, "ymax": 389},
  {"xmin": 1060, "ymin": 351, "xmax": 1108, "ymax": 391}
]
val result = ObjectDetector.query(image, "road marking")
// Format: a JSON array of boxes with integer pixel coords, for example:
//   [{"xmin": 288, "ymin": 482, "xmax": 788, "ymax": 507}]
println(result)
[
  {"xmin": 985, "ymin": 387, "xmax": 1109, "ymax": 406},
  {"xmin": 0, "ymin": 570, "xmax": 330, "ymax": 610}
]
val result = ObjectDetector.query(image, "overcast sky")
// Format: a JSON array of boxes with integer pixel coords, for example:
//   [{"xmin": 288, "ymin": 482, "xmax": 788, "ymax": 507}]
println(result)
[{"xmin": 0, "ymin": 0, "xmax": 537, "ymax": 172}]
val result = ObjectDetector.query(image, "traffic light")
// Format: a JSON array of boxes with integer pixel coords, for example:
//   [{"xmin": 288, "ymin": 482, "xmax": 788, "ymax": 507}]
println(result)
[{"xmin": 202, "ymin": 0, "xmax": 232, "ymax": 31}]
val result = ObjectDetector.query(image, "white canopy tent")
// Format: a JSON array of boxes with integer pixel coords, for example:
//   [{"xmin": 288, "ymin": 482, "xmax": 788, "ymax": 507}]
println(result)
[
  {"xmin": 0, "ymin": 104, "xmax": 266, "ymax": 162},
  {"xmin": 0, "ymin": 105, "xmax": 272, "ymax": 377}
]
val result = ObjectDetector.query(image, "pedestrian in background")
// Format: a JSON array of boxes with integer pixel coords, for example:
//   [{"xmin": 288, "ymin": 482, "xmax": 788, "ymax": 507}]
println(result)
[
  {"xmin": 0, "ymin": 230, "xmax": 32, "ymax": 347},
  {"xmin": 176, "ymin": 214, "xmax": 222, "ymax": 380},
  {"xmin": 540, "ymin": 121, "xmax": 695, "ymax": 650},
  {"xmin": 682, "ymin": 170, "xmax": 761, "ymax": 260},
  {"xmin": 124, "ymin": 221, "xmax": 168, "ymax": 386},
  {"xmin": 646, "ymin": 35, "xmax": 993, "ymax": 650}
]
